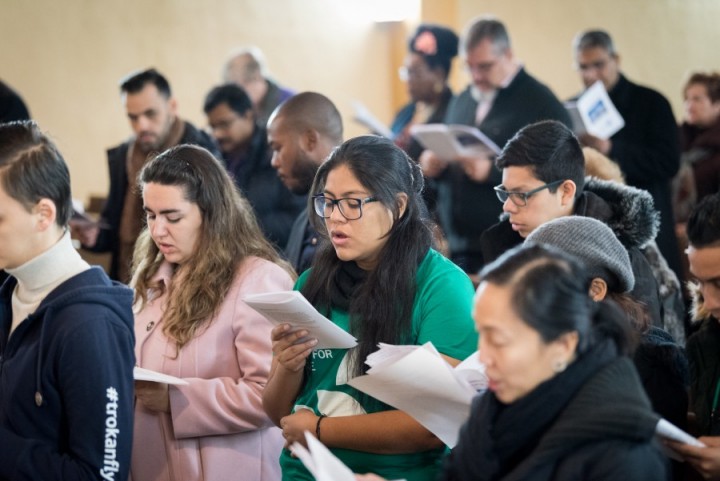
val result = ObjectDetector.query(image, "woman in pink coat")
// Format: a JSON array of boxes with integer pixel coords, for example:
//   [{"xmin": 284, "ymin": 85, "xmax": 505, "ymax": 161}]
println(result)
[{"xmin": 129, "ymin": 144, "xmax": 294, "ymax": 481}]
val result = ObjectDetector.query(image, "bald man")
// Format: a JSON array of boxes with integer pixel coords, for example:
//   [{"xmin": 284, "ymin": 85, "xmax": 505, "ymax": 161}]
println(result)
[
  {"xmin": 224, "ymin": 47, "xmax": 294, "ymax": 127},
  {"xmin": 267, "ymin": 92, "xmax": 343, "ymax": 273}
]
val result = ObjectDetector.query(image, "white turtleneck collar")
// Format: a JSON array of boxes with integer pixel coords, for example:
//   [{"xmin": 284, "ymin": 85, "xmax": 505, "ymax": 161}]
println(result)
[{"xmin": 6, "ymin": 230, "xmax": 90, "ymax": 335}]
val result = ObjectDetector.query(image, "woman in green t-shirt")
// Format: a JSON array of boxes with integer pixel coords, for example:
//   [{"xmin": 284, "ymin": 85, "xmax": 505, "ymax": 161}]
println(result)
[{"xmin": 262, "ymin": 135, "xmax": 477, "ymax": 481}]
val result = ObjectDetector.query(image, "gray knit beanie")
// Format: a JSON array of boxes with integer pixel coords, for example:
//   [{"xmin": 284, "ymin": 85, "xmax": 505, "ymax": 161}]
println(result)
[{"xmin": 525, "ymin": 216, "xmax": 635, "ymax": 293}]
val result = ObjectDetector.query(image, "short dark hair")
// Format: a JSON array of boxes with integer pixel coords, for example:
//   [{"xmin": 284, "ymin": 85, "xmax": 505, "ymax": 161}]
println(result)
[
  {"xmin": 463, "ymin": 17, "xmax": 510, "ymax": 56},
  {"xmin": 0, "ymin": 120, "xmax": 72, "ymax": 227},
  {"xmin": 687, "ymin": 192, "xmax": 720, "ymax": 248},
  {"xmin": 685, "ymin": 72, "xmax": 720, "ymax": 104},
  {"xmin": 203, "ymin": 83, "xmax": 253, "ymax": 116},
  {"xmin": 481, "ymin": 243, "xmax": 634, "ymax": 355},
  {"xmin": 573, "ymin": 29, "xmax": 617, "ymax": 56},
  {"xmin": 119, "ymin": 68, "xmax": 171, "ymax": 98},
  {"xmin": 496, "ymin": 120, "xmax": 585, "ymax": 197}
]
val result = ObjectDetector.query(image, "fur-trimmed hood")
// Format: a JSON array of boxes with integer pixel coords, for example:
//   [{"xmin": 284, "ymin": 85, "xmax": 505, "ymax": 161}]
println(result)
[
  {"xmin": 688, "ymin": 281, "xmax": 714, "ymax": 324},
  {"xmin": 577, "ymin": 177, "xmax": 660, "ymax": 250}
]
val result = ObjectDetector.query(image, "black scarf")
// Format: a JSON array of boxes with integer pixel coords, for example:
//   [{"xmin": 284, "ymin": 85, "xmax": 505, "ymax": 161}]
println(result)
[
  {"xmin": 329, "ymin": 261, "xmax": 367, "ymax": 311},
  {"xmin": 445, "ymin": 340, "xmax": 617, "ymax": 481}
]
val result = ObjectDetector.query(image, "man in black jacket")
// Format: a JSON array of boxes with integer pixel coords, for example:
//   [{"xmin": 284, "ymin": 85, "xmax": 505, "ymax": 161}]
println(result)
[
  {"xmin": 572, "ymin": 29, "xmax": 682, "ymax": 281},
  {"xmin": 420, "ymin": 17, "xmax": 571, "ymax": 273},
  {"xmin": 668, "ymin": 193, "xmax": 720, "ymax": 478},
  {"xmin": 204, "ymin": 83, "xmax": 305, "ymax": 249},
  {"xmin": 267, "ymin": 92, "xmax": 343, "ymax": 274},
  {"xmin": 74, "ymin": 68, "xmax": 219, "ymax": 282}
]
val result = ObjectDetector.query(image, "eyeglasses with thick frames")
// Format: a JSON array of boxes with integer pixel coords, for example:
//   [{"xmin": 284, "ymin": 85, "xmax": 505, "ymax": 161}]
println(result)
[
  {"xmin": 493, "ymin": 180, "xmax": 565, "ymax": 207},
  {"xmin": 312, "ymin": 194, "xmax": 378, "ymax": 220}
]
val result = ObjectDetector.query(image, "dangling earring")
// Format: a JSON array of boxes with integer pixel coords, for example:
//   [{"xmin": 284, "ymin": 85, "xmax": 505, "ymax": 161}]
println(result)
[{"xmin": 552, "ymin": 359, "xmax": 568, "ymax": 373}]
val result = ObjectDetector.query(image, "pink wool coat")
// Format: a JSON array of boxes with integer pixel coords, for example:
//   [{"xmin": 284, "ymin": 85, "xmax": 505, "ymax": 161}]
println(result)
[{"xmin": 130, "ymin": 257, "xmax": 292, "ymax": 481}]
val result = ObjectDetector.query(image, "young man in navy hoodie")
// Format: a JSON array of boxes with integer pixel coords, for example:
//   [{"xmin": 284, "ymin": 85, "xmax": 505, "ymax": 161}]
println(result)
[{"xmin": 0, "ymin": 121, "xmax": 135, "ymax": 480}]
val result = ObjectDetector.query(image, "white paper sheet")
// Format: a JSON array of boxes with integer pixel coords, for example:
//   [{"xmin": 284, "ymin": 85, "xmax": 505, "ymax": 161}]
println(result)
[
  {"xmin": 347, "ymin": 342, "xmax": 478, "ymax": 447},
  {"xmin": 352, "ymin": 100, "xmax": 393, "ymax": 138},
  {"xmin": 575, "ymin": 80, "xmax": 625, "ymax": 139},
  {"xmin": 243, "ymin": 291, "xmax": 358, "ymax": 349},
  {"xmin": 133, "ymin": 366, "xmax": 189, "ymax": 385},
  {"xmin": 290, "ymin": 432, "xmax": 356, "ymax": 481},
  {"xmin": 409, "ymin": 123, "xmax": 501, "ymax": 161},
  {"xmin": 291, "ymin": 432, "xmax": 407, "ymax": 481},
  {"xmin": 655, "ymin": 418, "xmax": 706, "ymax": 461}
]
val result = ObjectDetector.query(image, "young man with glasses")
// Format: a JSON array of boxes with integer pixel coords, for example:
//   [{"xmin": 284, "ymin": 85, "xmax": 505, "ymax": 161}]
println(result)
[
  {"xmin": 419, "ymin": 16, "xmax": 570, "ymax": 274},
  {"xmin": 481, "ymin": 120, "xmax": 665, "ymax": 327}
]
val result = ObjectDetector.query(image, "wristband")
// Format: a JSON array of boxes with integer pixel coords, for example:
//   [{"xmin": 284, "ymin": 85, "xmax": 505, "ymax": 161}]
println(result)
[{"xmin": 316, "ymin": 414, "xmax": 327, "ymax": 441}]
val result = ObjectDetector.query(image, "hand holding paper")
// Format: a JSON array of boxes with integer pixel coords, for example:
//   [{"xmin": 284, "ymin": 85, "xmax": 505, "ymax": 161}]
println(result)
[
  {"xmin": 410, "ymin": 124, "xmax": 501, "ymax": 162},
  {"xmin": 243, "ymin": 291, "xmax": 357, "ymax": 349},
  {"xmin": 291, "ymin": 432, "xmax": 407, "ymax": 481},
  {"xmin": 565, "ymin": 80, "xmax": 624, "ymax": 140},
  {"xmin": 133, "ymin": 366, "xmax": 188, "ymax": 385},
  {"xmin": 290, "ymin": 432, "xmax": 356, "ymax": 481}
]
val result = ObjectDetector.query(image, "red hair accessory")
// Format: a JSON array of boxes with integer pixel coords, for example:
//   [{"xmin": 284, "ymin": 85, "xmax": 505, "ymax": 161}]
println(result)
[{"xmin": 414, "ymin": 31, "xmax": 437, "ymax": 56}]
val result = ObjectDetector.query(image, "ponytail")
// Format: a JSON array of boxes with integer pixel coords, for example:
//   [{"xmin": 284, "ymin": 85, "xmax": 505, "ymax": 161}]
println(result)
[{"xmin": 588, "ymin": 300, "xmax": 638, "ymax": 356}]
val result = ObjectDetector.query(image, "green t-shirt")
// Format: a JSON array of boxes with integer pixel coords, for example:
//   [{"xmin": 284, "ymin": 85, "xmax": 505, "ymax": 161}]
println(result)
[{"xmin": 280, "ymin": 249, "xmax": 477, "ymax": 481}]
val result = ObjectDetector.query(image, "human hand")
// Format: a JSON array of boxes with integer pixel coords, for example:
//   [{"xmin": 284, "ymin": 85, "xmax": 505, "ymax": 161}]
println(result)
[
  {"xmin": 458, "ymin": 154, "xmax": 493, "ymax": 182},
  {"xmin": 355, "ymin": 475, "xmax": 388, "ymax": 481},
  {"xmin": 271, "ymin": 324, "xmax": 317, "ymax": 373},
  {"xmin": 419, "ymin": 150, "xmax": 448, "ymax": 178},
  {"xmin": 578, "ymin": 133, "xmax": 612, "ymax": 155},
  {"xmin": 666, "ymin": 436, "xmax": 720, "ymax": 480},
  {"xmin": 280, "ymin": 409, "xmax": 320, "ymax": 449},
  {"xmin": 134, "ymin": 380, "xmax": 170, "ymax": 413}
]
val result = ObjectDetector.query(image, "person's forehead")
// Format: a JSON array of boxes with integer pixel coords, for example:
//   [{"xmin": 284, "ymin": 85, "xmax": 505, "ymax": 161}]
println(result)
[
  {"xmin": 688, "ymin": 245, "xmax": 720, "ymax": 279},
  {"xmin": 124, "ymin": 85, "xmax": 167, "ymax": 109},
  {"xmin": 576, "ymin": 46, "xmax": 613, "ymax": 60},
  {"xmin": 502, "ymin": 165, "xmax": 541, "ymax": 188},
  {"xmin": 208, "ymin": 102, "xmax": 240, "ymax": 119},
  {"xmin": 467, "ymin": 39, "xmax": 500, "ymax": 60}
]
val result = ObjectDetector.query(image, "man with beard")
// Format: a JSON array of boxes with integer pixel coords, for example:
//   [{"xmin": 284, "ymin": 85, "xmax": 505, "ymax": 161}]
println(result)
[
  {"xmin": 267, "ymin": 92, "xmax": 343, "ymax": 273},
  {"xmin": 76, "ymin": 68, "xmax": 219, "ymax": 282}
]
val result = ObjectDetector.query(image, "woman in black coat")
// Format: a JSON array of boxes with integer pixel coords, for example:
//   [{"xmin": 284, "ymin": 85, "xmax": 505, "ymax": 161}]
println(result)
[{"xmin": 359, "ymin": 244, "xmax": 668, "ymax": 481}]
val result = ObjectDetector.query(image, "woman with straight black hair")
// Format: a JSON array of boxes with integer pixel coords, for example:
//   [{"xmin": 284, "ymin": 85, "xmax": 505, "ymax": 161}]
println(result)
[{"xmin": 262, "ymin": 135, "xmax": 477, "ymax": 481}]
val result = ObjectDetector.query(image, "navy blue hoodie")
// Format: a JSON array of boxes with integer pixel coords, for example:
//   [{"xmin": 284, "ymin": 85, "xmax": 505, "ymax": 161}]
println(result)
[{"xmin": 0, "ymin": 267, "xmax": 135, "ymax": 481}]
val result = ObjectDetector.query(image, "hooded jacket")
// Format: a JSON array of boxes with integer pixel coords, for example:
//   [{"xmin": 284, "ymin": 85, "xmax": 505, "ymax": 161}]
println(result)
[
  {"xmin": 686, "ymin": 282, "xmax": 720, "ymax": 435},
  {"xmin": 0, "ymin": 267, "xmax": 135, "ymax": 481}
]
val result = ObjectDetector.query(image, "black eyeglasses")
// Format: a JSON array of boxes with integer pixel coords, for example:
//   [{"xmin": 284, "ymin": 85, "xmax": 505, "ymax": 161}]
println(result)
[
  {"xmin": 493, "ymin": 180, "xmax": 565, "ymax": 207},
  {"xmin": 312, "ymin": 194, "xmax": 378, "ymax": 220}
]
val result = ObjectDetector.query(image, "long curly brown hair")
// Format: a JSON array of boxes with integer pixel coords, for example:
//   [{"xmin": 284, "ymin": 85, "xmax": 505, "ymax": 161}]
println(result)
[{"xmin": 130, "ymin": 144, "xmax": 294, "ymax": 351}]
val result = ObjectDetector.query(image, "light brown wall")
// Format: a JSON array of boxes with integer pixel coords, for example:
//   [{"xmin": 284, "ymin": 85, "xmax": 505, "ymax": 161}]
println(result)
[
  {"xmin": 451, "ymin": 0, "xmax": 720, "ymax": 114},
  {"xmin": 2, "ymin": 0, "xmax": 717, "ymax": 205},
  {"xmin": 0, "ymin": 0, "xmax": 401, "ymax": 205}
]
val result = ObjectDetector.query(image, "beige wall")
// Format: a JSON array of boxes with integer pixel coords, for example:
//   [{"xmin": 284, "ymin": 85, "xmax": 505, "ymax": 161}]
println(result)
[
  {"xmin": 1, "ymin": 0, "xmax": 717, "ymax": 205},
  {"xmin": 452, "ymin": 0, "xmax": 719, "ymax": 112},
  {"xmin": 0, "ymin": 0, "xmax": 412, "ymax": 205}
]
